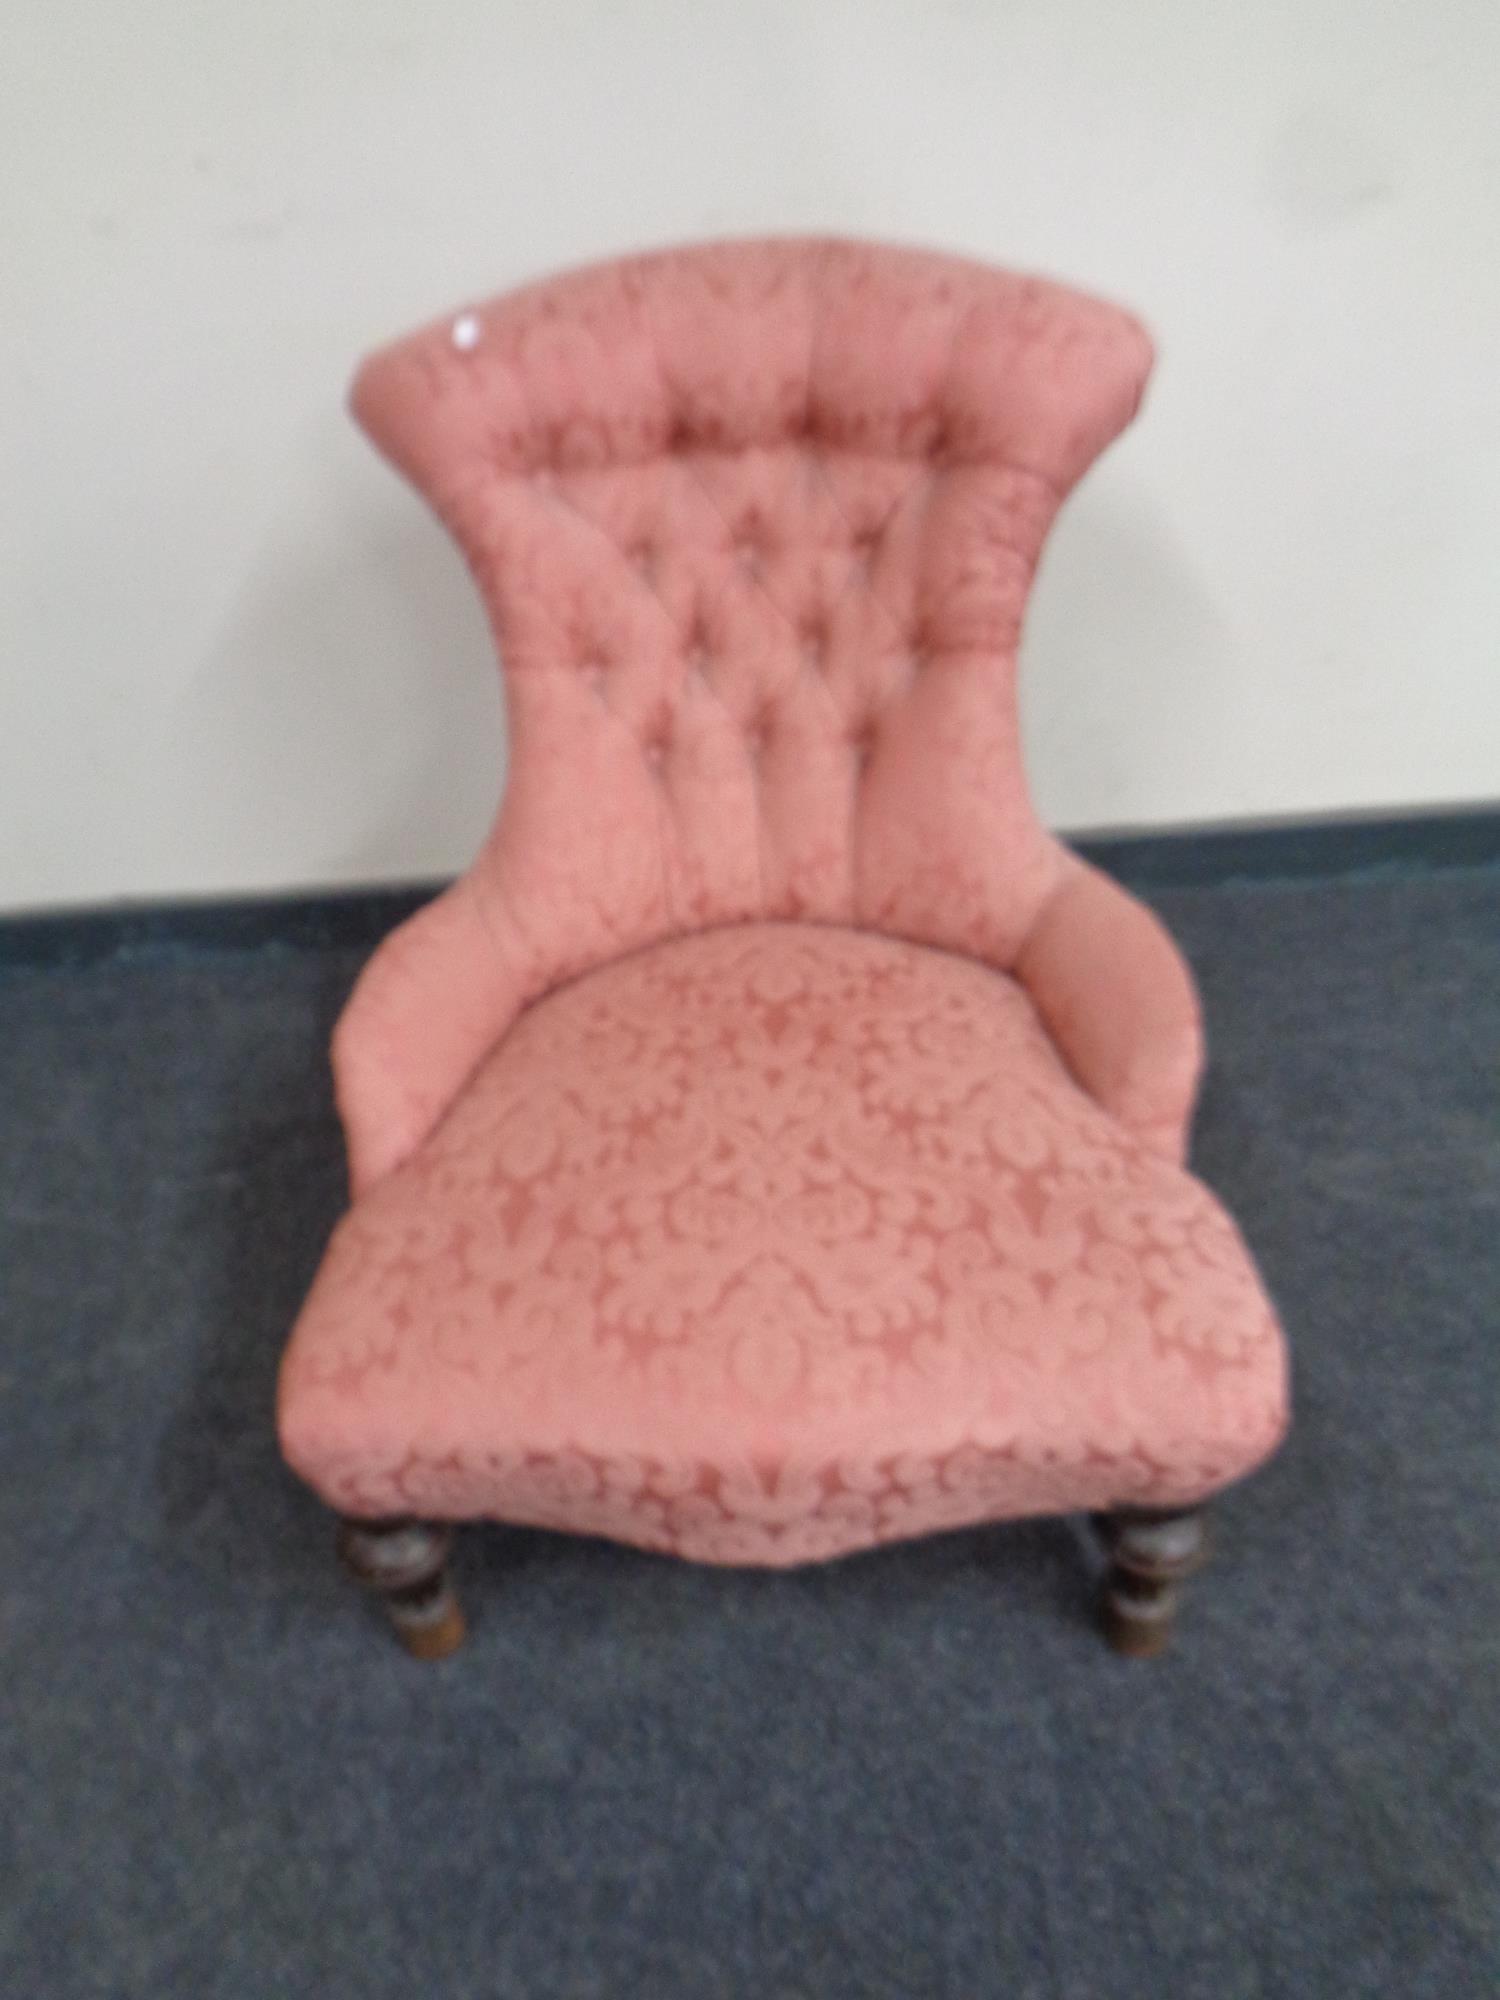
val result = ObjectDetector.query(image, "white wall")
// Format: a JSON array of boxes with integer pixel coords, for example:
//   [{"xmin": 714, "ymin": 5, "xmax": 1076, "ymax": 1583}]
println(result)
[{"xmin": 4, "ymin": 0, "xmax": 1497, "ymax": 913}]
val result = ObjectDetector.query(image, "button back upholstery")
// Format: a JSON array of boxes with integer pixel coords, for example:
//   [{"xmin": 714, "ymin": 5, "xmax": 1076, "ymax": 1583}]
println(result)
[{"xmin": 278, "ymin": 240, "xmax": 1287, "ymax": 1565}]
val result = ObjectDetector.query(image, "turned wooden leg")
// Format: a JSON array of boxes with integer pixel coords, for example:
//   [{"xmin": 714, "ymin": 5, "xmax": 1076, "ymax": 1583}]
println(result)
[
  {"xmin": 336, "ymin": 1516, "xmax": 467, "ymax": 1660},
  {"xmin": 1094, "ymin": 1506, "xmax": 1209, "ymax": 1658}
]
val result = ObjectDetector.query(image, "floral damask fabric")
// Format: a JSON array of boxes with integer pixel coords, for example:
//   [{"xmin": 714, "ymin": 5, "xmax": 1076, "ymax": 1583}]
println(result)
[{"xmin": 280, "ymin": 925, "xmax": 1287, "ymax": 1564}]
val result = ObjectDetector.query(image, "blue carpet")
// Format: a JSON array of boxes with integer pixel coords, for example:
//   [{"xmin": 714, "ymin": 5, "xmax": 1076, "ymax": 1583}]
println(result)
[{"xmin": 1, "ymin": 868, "xmax": 1497, "ymax": 1998}]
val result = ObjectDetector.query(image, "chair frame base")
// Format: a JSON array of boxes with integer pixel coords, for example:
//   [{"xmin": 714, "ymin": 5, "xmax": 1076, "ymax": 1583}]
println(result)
[{"xmin": 335, "ymin": 1504, "xmax": 1213, "ymax": 1661}]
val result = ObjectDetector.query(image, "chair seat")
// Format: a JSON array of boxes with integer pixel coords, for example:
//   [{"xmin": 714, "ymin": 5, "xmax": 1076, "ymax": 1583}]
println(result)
[{"xmin": 280, "ymin": 923, "xmax": 1286, "ymax": 1565}]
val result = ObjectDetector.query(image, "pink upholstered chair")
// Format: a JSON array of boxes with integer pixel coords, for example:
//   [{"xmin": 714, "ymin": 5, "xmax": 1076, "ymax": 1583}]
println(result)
[{"xmin": 278, "ymin": 239, "xmax": 1288, "ymax": 1659}]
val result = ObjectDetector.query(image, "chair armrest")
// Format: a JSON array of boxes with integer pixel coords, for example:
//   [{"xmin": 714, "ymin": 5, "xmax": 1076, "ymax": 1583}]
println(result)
[
  {"xmin": 1012, "ymin": 853, "xmax": 1204, "ymax": 1163},
  {"xmin": 331, "ymin": 874, "xmax": 528, "ymax": 1195}
]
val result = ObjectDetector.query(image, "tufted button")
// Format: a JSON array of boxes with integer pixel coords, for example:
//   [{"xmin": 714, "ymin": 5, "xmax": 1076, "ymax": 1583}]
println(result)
[
  {"xmin": 851, "ymin": 528, "xmax": 879, "ymax": 577},
  {"xmin": 798, "ymin": 613, "xmax": 828, "ymax": 670},
  {"xmin": 911, "ymin": 613, "xmax": 942, "ymax": 656},
  {"xmin": 668, "ymin": 416, "xmax": 694, "ymax": 452},
  {"xmin": 685, "ymin": 610, "xmax": 714, "ymax": 664},
  {"xmin": 640, "ymin": 700, "xmax": 674, "ymax": 772},
  {"xmin": 851, "ymin": 721, "xmax": 878, "ymax": 769},
  {"xmin": 627, "ymin": 537, "xmax": 656, "ymax": 582},
  {"xmin": 580, "ymin": 660, "xmax": 608, "ymax": 701},
  {"xmin": 489, "ymin": 424, "xmax": 528, "ymax": 472},
  {"xmin": 733, "ymin": 519, "xmax": 765, "ymax": 577}
]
